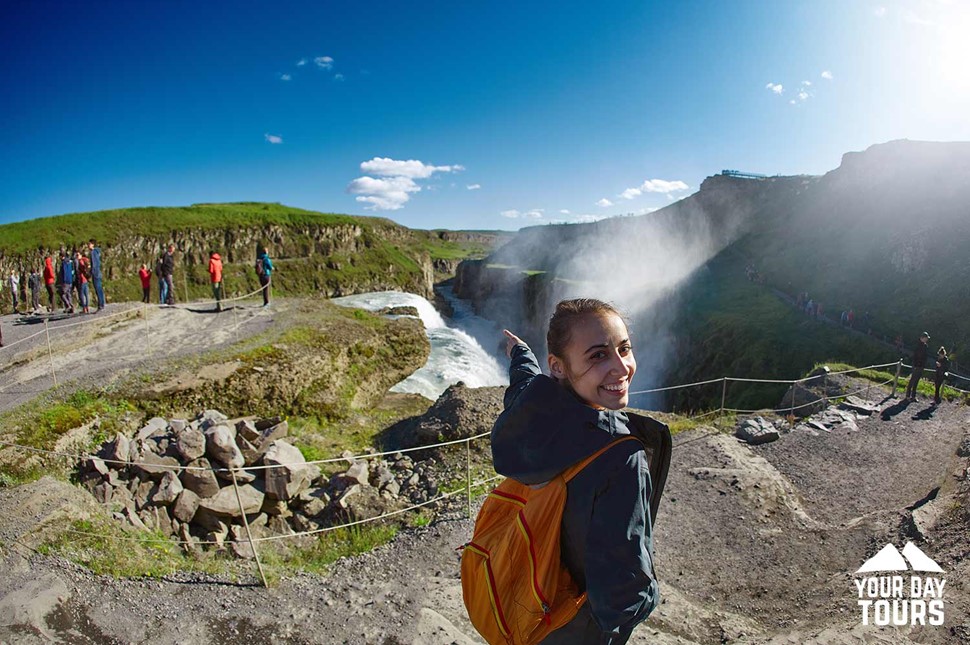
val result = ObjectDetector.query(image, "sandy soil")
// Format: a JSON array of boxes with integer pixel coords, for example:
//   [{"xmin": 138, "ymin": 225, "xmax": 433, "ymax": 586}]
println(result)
[{"xmin": 0, "ymin": 311, "xmax": 968, "ymax": 644}]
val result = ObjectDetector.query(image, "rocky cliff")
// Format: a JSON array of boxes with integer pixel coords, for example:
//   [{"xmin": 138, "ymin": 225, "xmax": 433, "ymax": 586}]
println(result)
[{"xmin": 455, "ymin": 140, "xmax": 970, "ymax": 407}]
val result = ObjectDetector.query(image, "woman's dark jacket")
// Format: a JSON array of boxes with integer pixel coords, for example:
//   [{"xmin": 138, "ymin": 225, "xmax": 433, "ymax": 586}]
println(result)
[{"xmin": 491, "ymin": 344, "xmax": 671, "ymax": 643}]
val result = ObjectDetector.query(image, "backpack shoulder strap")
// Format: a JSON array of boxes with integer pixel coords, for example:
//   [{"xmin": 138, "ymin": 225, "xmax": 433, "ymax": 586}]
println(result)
[{"xmin": 561, "ymin": 435, "xmax": 640, "ymax": 484}]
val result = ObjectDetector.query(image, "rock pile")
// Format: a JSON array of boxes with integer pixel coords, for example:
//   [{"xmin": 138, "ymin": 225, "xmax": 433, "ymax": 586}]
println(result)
[{"xmin": 78, "ymin": 410, "xmax": 445, "ymax": 557}]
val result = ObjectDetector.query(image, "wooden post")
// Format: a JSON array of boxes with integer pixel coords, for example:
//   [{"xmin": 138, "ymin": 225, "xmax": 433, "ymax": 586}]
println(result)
[
  {"xmin": 44, "ymin": 318, "xmax": 57, "ymax": 387},
  {"xmin": 893, "ymin": 360, "xmax": 902, "ymax": 398},
  {"xmin": 230, "ymin": 468, "xmax": 268, "ymax": 587},
  {"xmin": 719, "ymin": 378, "xmax": 727, "ymax": 428}
]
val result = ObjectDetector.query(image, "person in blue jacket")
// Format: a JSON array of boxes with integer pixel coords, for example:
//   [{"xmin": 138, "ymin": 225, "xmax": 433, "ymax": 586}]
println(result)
[
  {"xmin": 255, "ymin": 245, "xmax": 274, "ymax": 307},
  {"xmin": 56, "ymin": 251, "xmax": 75, "ymax": 314},
  {"xmin": 87, "ymin": 239, "xmax": 105, "ymax": 312},
  {"xmin": 491, "ymin": 298, "xmax": 669, "ymax": 644}
]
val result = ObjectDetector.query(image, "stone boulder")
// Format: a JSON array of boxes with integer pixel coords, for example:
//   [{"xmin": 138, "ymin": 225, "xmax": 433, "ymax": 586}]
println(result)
[
  {"xmin": 176, "ymin": 428, "xmax": 206, "ymax": 462},
  {"xmin": 179, "ymin": 458, "xmax": 221, "ymax": 498},
  {"xmin": 197, "ymin": 484, "xmax": 264, "ymax": 518},
  {"xmin": 204, "ymin": 424, "xmax": 244, "ymax": 469},
  {"xmin": 263, "ymin": 440, "xmax": 320, "ymax": 500},
  {"xmin": 735, "ymin": 417, "xmax": 781, "ymax": 445}
]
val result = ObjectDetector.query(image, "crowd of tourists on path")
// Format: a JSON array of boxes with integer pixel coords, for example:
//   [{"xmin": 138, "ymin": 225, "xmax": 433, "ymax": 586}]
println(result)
[{"xmin": 1, "ymin": 240, "xmax": 105, "ymax": 317}]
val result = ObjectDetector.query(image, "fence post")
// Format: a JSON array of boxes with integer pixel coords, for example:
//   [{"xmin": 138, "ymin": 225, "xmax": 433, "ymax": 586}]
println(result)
[
  {"xmin": 719, "ymin": 378, "xmax": 727, "ymax": 428},
  {"xmin": 822, "ymin": 368, "xmax": 828, "ymax": 407},
  {"xmin": 230, "ymin": 468, "xmax": 268, "ymax": 588},
  {"xmin": 44, "ymin": 318, "xmax": 57, "ymax": 387},
  {"xmin": 893, "ymin": 360, "xmax": 902, "ymax": 398},
  {"xmin": 143, "ymin": 303, "xmax": 152, "ymax": 357},
  {"xmin": 788, "ymin": 379, "xmax": 796, "ymax": 424},
  {"xmin": 183, "ymin": 271, "xmax": 189, "ymax": 305},
  {"xmin": 465, "ymin": 438, "xmax": 472, "ymax": 519},
  {"xmin": 231, "ymin": 296, "xmax": 240, "ymax": 341}
]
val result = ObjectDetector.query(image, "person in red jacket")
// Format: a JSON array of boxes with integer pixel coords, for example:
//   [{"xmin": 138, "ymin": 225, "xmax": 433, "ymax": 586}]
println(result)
[
  {"xmin": 208, "ymin": 251, "xmax": 223, "ymax": 312},
  {"xmin": 138, "ymin": 264, "xmax": 152, "ymax": 303},
  {"xmin": 42, "ymin": 255, "xmax": 56, "ymax": 313}
]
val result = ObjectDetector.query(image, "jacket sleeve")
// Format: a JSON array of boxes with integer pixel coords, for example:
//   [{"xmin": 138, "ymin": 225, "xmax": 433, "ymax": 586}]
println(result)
[
  {"xmin": 504, "ymin": 343, "xmax": 542, "ymax": 409},
  {"xmin": 584, "ymin": 444, "xmax": 659, "ymax": 640}
]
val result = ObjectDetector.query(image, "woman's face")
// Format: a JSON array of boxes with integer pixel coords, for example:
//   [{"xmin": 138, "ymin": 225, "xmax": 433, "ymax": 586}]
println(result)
[{"xmin": 548, "ymin": 312, "xmax": 636, "ymax": 410}]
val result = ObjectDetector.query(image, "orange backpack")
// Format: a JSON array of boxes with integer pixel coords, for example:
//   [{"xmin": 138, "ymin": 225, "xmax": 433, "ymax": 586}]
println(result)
[{"xmin": 461, "ymin": 436, "xmax": 640, "ymax": 645}]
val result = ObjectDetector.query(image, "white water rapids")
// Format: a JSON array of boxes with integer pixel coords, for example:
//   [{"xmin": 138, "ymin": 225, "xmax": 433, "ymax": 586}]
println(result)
[{"xmin": 331, "ymin": 290, "xmax": 508, "ymax": 401}]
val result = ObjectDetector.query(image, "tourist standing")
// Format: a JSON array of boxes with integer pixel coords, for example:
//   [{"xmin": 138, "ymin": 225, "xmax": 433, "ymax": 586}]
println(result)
[
  {"xmin": 905, "ymin": 332, "xmax": 931, "ymax": 400},
  {"xmin": 490, "ymin": 301, "xmax": 667, "ymax": 643},
  {"xmin": 934, "ymin": 347, "xmax": 950, "ymax": 405},
  {"xmin": 88, "ymin": 239, "xmax": 105, "ymax": 312},
  {"xmin": 161, "ymin": 245, "xmax": 176, "ymax": 305},
  {"xmin": 75, "ymin": 251, "xmax": 91, "ymax": 314},
  {"xmin": 208, "ymin": 251, "xmax": 223, "ymax": 312},
  {"xmin": 138, "ymin": 264, "xmax": 152, "ymax": 303},
  {"xmin": 7, "ymin": 270, "xmax": 20, "ymax": 314},
  {"xmin": 57, "ymin": 251, "xmax": 74, "ymax": 314},
  {"xmin": 256, "ymin": 245, "xmax": 274, "ymax": 307},
  {"xmin": 43, "ymin": 255, "xmax": 56, "ymax": 312},
  {"xmin": 28, "ymin": 267, "xmax": 41, "ymax": 313}
]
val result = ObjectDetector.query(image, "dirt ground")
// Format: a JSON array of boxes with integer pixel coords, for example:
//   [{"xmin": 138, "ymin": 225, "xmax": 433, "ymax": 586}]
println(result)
[
  {"xmin": 0, "ymin": 300, "xmax": 280, "ymax": 414},
  {"xmin": 1, "ymin": 310, "xmax": 968, "ymax": 644}
]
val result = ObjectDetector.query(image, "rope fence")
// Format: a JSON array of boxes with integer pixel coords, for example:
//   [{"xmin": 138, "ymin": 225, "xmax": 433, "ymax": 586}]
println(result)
[{"xmin": 1, "ymin": 295, "xmax": 964, "ymax": 586}]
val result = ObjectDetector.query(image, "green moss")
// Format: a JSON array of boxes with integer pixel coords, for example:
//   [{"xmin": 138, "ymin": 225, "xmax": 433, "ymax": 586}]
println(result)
[{"xmin": 5, "ymin": 389, "xmax": 135, "ymax": 451}]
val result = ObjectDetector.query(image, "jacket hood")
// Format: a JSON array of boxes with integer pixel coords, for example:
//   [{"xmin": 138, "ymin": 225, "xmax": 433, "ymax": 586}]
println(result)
[
  {"xmin": 45, "ymin": 257, "xmax": 53, "ymax": 269},
  {"xmin": 210, "ymin": 253, "xmax": 222, "ymax": 261},
  {"xmin": 491, "ymin": 374, "xmax": 629, "ymax": 485}
]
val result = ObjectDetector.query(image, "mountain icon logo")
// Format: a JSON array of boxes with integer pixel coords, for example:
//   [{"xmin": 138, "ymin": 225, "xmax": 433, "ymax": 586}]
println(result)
[{"xmin": 855, "ymin": 542, "xmax": 944, "ymax": 574}]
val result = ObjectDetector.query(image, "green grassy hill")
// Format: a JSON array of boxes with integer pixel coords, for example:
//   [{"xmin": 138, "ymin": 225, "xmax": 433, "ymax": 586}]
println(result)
[{"xmin": 0, "ymin": 202, "xmax": 502, "ymax": 303}]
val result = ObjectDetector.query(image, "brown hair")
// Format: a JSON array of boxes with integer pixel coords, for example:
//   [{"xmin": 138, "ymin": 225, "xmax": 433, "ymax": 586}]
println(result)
[{"xmin": 546, "ymin": 298, "xmax": 626, "ymax": 358}]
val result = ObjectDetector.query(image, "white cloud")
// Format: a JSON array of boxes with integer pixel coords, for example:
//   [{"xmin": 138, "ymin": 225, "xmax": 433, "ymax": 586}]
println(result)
[
  {"xmin": 334, "ymin": 73, "xmax": 345, "ymax": 81},
  {"xmin": 314, "ymin": 56, "xmax": 334, "ymax": 70},
  {"xmin": 596, "ymin": 198, "xmax": 614, "ymax": 208},
  {"xmin": 790, "ymin": 99, "xmax": 797, "ymax": 105},
  {"xmin": 264, "ymin": 133, "xmax": 283, "ymax": 144},
  {"xmin": 766, "ymin": 82, "xmax": 784, "ymax": 94},
  {"xmin": 297, "ymin": 58, "xmax": 307, "ymax": 67},
  {"xmin": 559, "ymin": 209, "xmax": 571, "ymax": 215},
  {"xmin": 360, "ymin": 157, "xmax": 464, "ymax": 179},
  {"xmin": 466, "ymin": 184, "xmax": 481, "ymax": 190},
  {"xmin": 501, "ymin": 208, "xmax": 543, "ymax": 219},
  {"xmin": 640, "ymin": 179, "xmax": 689, "ymax": 194},
  {"xmin": 797, "ymin": 89, "xmax": 810, "ymax": 101},
  {"xmin": 873, "ymin": 6, "xmax": 887, "ymax": 18},
  {"xmin": 821, "ymin": 70, "xmax": 833, "ymax": 80},
  {"xmin": 620, "ymin": 188, "xmax": 642, "ymax": 200},
  {"xmin": 348, "ymin": 157, "xmax": 464, "ymax": 211},
  {"xmin": 280, "ymin": 73, "xmax": 292, "ymax": 81},
  {"xmin": 347, "ymin": 176, "xmax": 420, "ymax": 211},
  {"xmin": 801, "ymin": 80, "xmax": 812, "ymax": 86}
]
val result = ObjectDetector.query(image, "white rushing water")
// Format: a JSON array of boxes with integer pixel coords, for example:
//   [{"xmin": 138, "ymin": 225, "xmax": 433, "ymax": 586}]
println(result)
[{"xmin": 331, "ymin": 291, "xmax": 508, "ymax": 401}]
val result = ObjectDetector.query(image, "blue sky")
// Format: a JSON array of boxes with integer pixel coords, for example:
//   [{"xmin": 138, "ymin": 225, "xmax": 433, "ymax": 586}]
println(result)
[{"xmin": 2, "ymin": 0, "xmax": 968, "ymax": 230}]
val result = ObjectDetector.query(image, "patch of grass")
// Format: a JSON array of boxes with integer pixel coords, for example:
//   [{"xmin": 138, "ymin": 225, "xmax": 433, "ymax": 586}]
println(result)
[
  {"xmin": 409, "ymin": 511, "xmax": 434, "ymax": 528},
  {"xmin": 7, "ymin": 389, "xmax": 136, "ymax": 450},
  {"xmin": 262, "ymin": 524, "xmax": 399, "ymax": 577},
  {"xmin": 39, "ymin": 519, "xmax": 234, "ymax": 579}
]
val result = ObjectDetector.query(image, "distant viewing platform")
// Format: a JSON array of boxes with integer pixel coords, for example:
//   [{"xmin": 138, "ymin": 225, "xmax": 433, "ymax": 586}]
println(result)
[{"xmin": 720, "ymin": 169, "xmax": 768, "ymax": 179}]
